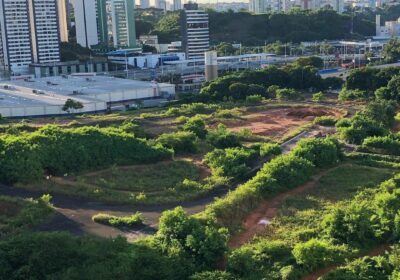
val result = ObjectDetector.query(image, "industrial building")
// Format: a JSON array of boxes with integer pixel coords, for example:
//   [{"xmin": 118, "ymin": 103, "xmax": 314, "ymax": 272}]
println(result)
[
  {"xmin": 0, "ymin": 75, "xmax": 175, "ymax": 117},
  {"xmin": 376, "ymin": 14, "xmax": 400, "ymax": 39}
]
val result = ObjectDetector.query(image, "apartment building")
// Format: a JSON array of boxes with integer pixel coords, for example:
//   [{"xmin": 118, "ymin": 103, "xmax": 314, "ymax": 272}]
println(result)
[
  {"xmin": 0, "ymin": 0, "xmax": 60, "ymax": 74},
  {"xmin": 181, "ymin": 2, "xmax": 210, "ymax": 60}
]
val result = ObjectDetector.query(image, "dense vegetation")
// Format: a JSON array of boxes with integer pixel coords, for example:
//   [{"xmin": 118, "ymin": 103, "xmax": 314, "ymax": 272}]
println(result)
[
  {"xmin": 148, "ymin": 9, "xmax": 373, "ymax": 45},
  {"xmin": 202, "ymin": 137, "xmax": 341, "ymax": 230},
  {"xmin": 0, "ymin": 125, "xmax": 172, "ymax": 184}
]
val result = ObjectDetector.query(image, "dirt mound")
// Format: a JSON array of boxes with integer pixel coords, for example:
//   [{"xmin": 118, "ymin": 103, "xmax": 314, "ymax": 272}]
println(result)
[{"xmin": 287, "ymin": 108, "xmax": 334, "ymax": 118}]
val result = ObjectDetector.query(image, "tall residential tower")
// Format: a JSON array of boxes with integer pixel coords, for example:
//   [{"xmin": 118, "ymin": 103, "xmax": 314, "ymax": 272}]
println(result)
[
  {"xmin": 181, "ymin": 2, "xmax": 210, "ymax": 60},
  {"xmin": 0, "ymin": 0, "xmax": 60, "ymax": 74}
]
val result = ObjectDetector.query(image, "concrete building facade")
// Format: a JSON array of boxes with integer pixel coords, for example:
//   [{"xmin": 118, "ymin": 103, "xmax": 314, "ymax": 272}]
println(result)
[
  {"xmin": 181, "ymin": 3, "xmax": 210, "ymax": 60},
  {"xmin": 28, "ymin": 0, "xmax": 61, "ymax": 64},
  {"xmin": 73, "ymin": 0, "xmax": 100, "ymax": 48},
  {"xmin": 111, "ymin": 0, "xmax": 137, "ymax": 48},
  {"xmin": 0, "ymin": 0, "xmax": 61, "ymax": 74}
]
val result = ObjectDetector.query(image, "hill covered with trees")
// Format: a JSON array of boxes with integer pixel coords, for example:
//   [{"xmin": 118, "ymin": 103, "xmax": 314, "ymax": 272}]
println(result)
[{"xmin": 139, "ymin": 9, "xmax": 375, "ymax": 45}]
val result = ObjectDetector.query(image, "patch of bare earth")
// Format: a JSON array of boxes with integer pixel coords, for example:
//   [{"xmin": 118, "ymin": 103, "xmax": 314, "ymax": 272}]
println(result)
[
  {"xmin": 214, "ymin": 107, "xmax": 342, "ymax": 140},
  {"xmin": 228, "ymin": 166, "xmax": 341, "ymax": 249}
]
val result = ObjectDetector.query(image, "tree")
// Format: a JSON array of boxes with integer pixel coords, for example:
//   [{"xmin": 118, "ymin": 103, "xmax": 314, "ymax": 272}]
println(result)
[
  {"xmin": 229, "ymin": 83, "xmax": 249, "ymax": 100},
  {"xmin": 183, "ymin": 116, "xmax": 207, "ymax": 139},
  {"xmin": 382, "ymin": 37, "xmax": 400, "ymax": 63},
  {"xmin": 62, "ymin": 99, "xmax": 84, "ymax": 113},
  {"xmin": 312, "ymin": 91, "xmax": 325, "ymax": 102},
  {"xmin": 295, "ymin": 56, "xmax": 324, "ymax": 68},
  {"xmin": 157, "ymin": 207, "xmax": 229, "ymax": 270}
]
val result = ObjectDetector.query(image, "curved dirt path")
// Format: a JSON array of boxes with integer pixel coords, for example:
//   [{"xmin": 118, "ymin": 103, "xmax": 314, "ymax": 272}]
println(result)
[
  {"xmin": 0, "ymin": 128, "xmax": 322, "ymax": 240},
  {"xmin": 228, "ymin": 165, "xmax": 343, "ymax": 248},
  {"xmin": 300, "ymin": 243, "xmax": 391, "ymax": 280}
]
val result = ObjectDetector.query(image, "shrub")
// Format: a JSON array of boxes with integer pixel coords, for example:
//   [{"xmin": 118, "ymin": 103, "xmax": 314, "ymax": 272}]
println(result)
[
  {"xmin": 292, "ymin": 239, "xmax": 347, "ymax": 271},
  {"xmin": 336, "ymin": 115, "xmax": 388, "ymax": 144},
  {"xmin": 157, "ymin": 131, "xmax": 199, "ymax": 154},
  {"xmin": 183, "ymin": 116, "xmax": 208, "ymax": 139},
  {"xmin": 228, "ymin": 240, "xmax": 292, "ymax": 278},
  {"xmin": 338, "ymin": 88, "xmax": 369, "ymax": 101},
  {"xmin": 207, "ymin": 124, "xmax": 241, "ymax": 149},
  {"xmin": 291, "ymin": 137, "xmax": 341, "ymax": 168},
  {"xmin": 276, "ymin": 88, "xmax": 301, "ymax": 101},
  {"xmin": 0, "ymin": 125, "xmax": 172, "ymax": 183},
  {"xmin": 259, "ymin": 143, "xmax": 281, "ymax": 157},
  {"xmin": 157, "ymin": 207, "xmax": 229, "ymax": 270},
  {"xmin": 92, "ymin": 212, "xmax": 144, "ymax": 228},
  {"xmin": 204, "ymin": 147, "xmax": 258, "ymax": 178},
  {"xmin": 363, "ymin": 135, "xmax": 400, "ymax": 156},
  {"xmin": 190, "ymin": 271, "xmax": 237, "ymax": 280},
  {"xmin": 313, "ymin": 116, "xmax": 337, "ymax": 126},
  {"xmin": 261, "ymin": 154, "xmax": 315, "ymax": 190},
  {"xmin": 322, "ymin": 201, "xmax": 380, "ymax": 245},
  {"xmin": 245, "ymin": 95, "xmax": 264, "ymax": 104},
  {"xmin": 320, "ymin": 256, "xmax": 393, "ymax": 280},
  {"xmin": 312, "ymin": 91, "xmax": 325, "ymax": 102}
]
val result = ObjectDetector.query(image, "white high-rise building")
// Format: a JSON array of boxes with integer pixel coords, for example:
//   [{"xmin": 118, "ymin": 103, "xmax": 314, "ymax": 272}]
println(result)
[
  {"xmin": 58, "ymin": 0, "xmax": 69, "ymax": 42},
  {"xmin": 172, "ymin": 0, "xmax": 182, "ymax": 10},
  {"xmin": 249, "ymin": 0, "xmax": 290, "ymax": 13},
  {"xmin": 182, "ymin": 2, "xmax": 209, "ymax": 60},
  {"xmin": 72, "ymin": 0, "xmax": 100, "ymax": 48},
  {"xmin": 0, "ymin": 0, "xmax": 61, "ymax": 74},
  {"xmin": 28, "ymin": 0, "xmax": 61, "ymax": 64},
  {"xmin": 141, "ymin": 0, "xmax": 150, "ymax": 8}
]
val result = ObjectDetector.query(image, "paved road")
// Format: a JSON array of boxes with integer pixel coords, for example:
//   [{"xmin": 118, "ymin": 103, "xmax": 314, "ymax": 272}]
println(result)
[
  {"xmin": 320, "ymin": 62, "xmax": 400, "ymax": 80},
  {"xmin": 0, "ymin": 128, "xmax": 322, "ymax": 240}
]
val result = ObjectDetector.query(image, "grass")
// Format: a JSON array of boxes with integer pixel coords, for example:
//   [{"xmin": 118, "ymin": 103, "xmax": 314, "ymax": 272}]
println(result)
[
  {"xmin": 262, "ymin": 162, "xmax": 397, "ymax": 244},
  {"xmin": 0, "ymin": 195, "xmax": 53, "ymax": 239},
  {"xmin": 80, "ymin": 160, "xmax": 205, "ymax": 193},
  {"xmin": 92, "ymin": 212, "xmax": 144, "ymax": 229},
  {"xmin": 17, "ymin": 160, "xmax": 228, "ymax": 205}
]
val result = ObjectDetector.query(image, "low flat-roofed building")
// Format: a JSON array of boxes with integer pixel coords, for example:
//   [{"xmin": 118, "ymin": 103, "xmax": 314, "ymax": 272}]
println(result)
[
  {"xmin": 29, "ymin": 60, "xmax": 109, "ymax": 78},
  {"xmin": 0, "ymin": 75, "xmax": 175, "ymax": 117}
]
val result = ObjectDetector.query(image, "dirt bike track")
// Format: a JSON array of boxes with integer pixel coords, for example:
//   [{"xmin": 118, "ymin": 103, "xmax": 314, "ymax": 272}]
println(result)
[{"xmin": 0, "ymin": 128, "xmax": 323, "ymax": 240}]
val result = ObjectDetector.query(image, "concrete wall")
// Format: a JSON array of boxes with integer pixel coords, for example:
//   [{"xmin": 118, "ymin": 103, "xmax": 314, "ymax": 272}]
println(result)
[{"xmin": 0, "ymin": 101, "xmax": 106, "ymax": 118}]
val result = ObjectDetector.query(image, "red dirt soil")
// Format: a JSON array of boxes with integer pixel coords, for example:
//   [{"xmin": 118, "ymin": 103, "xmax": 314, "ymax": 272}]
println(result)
[
  {"xmin": 217, "ymin": 107, "xmax": 342, "ymax": 140},
  {"xmin": 228, "ymin": 166, "xmax": 342, "ymax": 248}
]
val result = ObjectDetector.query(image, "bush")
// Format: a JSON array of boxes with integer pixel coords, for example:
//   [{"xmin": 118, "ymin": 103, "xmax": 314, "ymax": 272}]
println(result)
[
  {"xmin": 320, "ymin": 256, "xmax": 393, "ymax": 280},
  {"xmin": 276, "ymin": 88, "xmax": 301, "ymax": 101},
  {"xmin": 157, "ymin": 131, "xmax": 199, "ymax": 154},
  {"xmin": 204, "ymin": 147, "xmax": 258, "ymax": 178},
  {"xmin": 0, "ymin": 125, "xmax": 172, "ymax": 184},
  {"xmin": 313, "ymin": 116, "xmax": 337, "ymax": 126},
  {"xmin": 292, "ymin": 239, "xmax": 347, "ymax": 271},
  {"xmin": 338, "ymin": 88, "xmax": 369, "ymax": 101},
  {"xmin": 322, "ymin": 201, "xmax": 380, "ymax": 245},
  {"xmin": 157, "ymin": 207, "xmax": 229, "ymax": 270},
  {"xmin": 363, "ymin": 135, "xmax": 400, "ymax": 156},
  {"xmin": 259, "ymin": 143, "xmax": 281, "ymax": 157},
  {"xmin": 291, "ymin": 137, "xmax": 341, "ymax": 168},
  {"xmin": 228, "ymin": 240, "xmax": 293, "ymax": 278},
  {"xmin": 261, "ymin": 154, "xmax": 315, "ymax": 190},
  {"xmin": 92, "ymin": 212, "xmax": 144, "ymax": 228},
  {"xmin": 245, "ymin": 94, "xmax": 264, "ymax": 104},
  {"xmin": 336, "ymin": 115, "xmax": 388, "ymax": 144},
  {"xmin": 312, "ymin": 92, "xmax": 325, "ymax": 102},
  {"xmin": 183, "ymin": 116, "xmax": 208, "ymax": 139},
  {"xmin": 190, "ymin": 271, "xmax": 237, "ymax": 280},
  {"xmin": 207, "ymin": 124, "xmax": 241, "ymax": 149}
]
